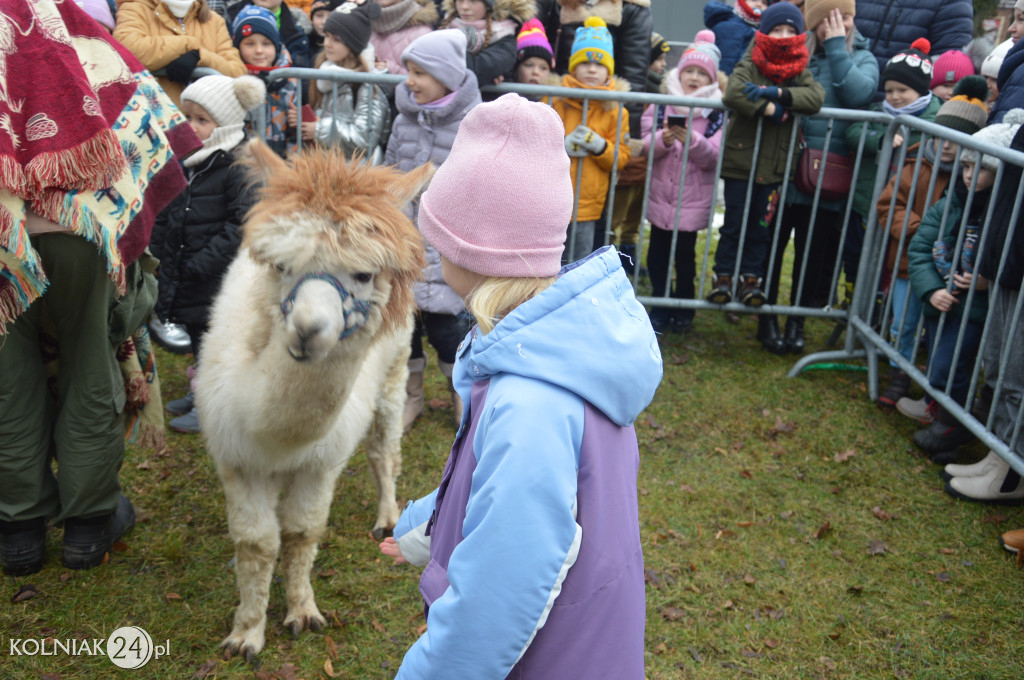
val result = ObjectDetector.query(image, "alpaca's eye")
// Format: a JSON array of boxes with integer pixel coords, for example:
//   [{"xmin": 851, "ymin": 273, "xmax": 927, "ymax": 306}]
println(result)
[
  {"xmin": 354, "ymin": 272, "xmax": 373, "ymax": 284},
  {"xmin": 274, "ymin": 263, "xmax": 287, "ymax": 275}
]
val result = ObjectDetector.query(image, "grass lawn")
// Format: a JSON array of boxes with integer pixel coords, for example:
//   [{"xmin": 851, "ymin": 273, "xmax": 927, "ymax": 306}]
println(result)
[{"xmin": 2, "ymin": 282, "xmax": 1023, "ymax": 679}]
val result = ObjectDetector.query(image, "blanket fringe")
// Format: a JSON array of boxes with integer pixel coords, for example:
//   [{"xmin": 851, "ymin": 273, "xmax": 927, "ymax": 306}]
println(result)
[
  {"xmin": 24, "ymin": 129, "xmax": 127, "ymax": 195},
  {"xmin": 0, "ymin": 155, "xmax": 27, "ymax": 198}
]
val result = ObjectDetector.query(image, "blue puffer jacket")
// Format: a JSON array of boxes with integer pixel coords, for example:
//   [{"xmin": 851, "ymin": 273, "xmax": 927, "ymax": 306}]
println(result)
[
  {"xmin": 992, "ymin": 39, "xmax": 1024, "ymax": 124},
  {"xmin": 789, "ymin": 31, "xmax": 878, "ymax": 210},
  {"xmin": 853, "ymin": 0, "xmax": 974, "ymax": 80},
  {"xmin": 703, "ymin": 0, "xmax": 754, "ymax": 76}
]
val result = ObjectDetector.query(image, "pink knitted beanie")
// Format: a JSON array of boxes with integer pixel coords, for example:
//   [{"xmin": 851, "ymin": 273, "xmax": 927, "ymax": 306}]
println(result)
[
  {"xmin": 677, "ymin": 30, "xmax": 721, "ymax": 83},
  {"xmin": 930, "ymin": 50, "xmax": 975, "ymax": 89},
  {"xmin": 418, "ymin": 94, "xmax": 572, "ymax": 278}
]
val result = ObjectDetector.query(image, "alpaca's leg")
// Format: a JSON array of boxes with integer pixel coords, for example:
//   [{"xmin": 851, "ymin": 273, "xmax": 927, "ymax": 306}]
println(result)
[
  {"xmin": 366, "ymin": 354, "xmax": 407, "ymax": 539},
  {"xmin": 219, "ymin": 466, "xmax": 281, "ymax": 661},
  {"xmin": 277, "ymin": 468, "xmax": 335, "ymax": 636}
]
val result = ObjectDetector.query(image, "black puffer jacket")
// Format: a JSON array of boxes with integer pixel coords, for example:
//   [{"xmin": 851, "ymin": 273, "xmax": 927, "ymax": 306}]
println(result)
[
  {"xmin": 535, "ymin": 0, "xmax": 652, "ymax": 137},
  {"xmin": 150, "ymin": 147, "xmax": 257, "ymax": 327},
  {"xmin": 978, "ymin": 125, "xmax": 1024, "ymax": 292}
]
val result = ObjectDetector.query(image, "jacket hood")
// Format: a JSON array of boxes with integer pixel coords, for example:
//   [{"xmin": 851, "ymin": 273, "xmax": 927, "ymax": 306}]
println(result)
[
  {"xmin": 442, "ymin": 0, "xmax": 535, "ymax": 23},
  {"xmin": 394, "ymin": 70, "xmax": 481, "ymax": 121},
  {"xmin": 703, "ymin": 0, "xmax": 734, "ymax": 26},
  {"xmin": 459, "ymin": 247, "xmax": 662, "ymax": 426},
  {"xmin": 560, "ymin": 0, "xmax": 649, "ymax": 26}
]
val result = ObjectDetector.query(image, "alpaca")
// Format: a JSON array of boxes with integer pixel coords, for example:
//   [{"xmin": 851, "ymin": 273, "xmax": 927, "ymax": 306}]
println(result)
[{"xmin": 195, "ymin": 139, "xmax": 431, "ymax": 661}]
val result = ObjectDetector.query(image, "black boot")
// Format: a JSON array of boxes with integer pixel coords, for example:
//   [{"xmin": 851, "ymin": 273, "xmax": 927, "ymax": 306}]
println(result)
[
  {"xmin": 877, "ymin": 368, "xmax": 910, "ymax": 408},
  {"xmin": 0, "ymin": 517, "xmax": 46, "ymax": 576},
  {"xmin": 783, "ymin": 316, "xmax": 805, "ymax": 354},
  {"xmin": 62, "ymin": 495, "xmax": 135, "ymax": 570},
  {"xmin": 757, "ymin": 315, "xmax": 787, "ymax": 355},
  {"xmin": 913, "ymin": 405, "xmax": 976, "ymax": 457}
]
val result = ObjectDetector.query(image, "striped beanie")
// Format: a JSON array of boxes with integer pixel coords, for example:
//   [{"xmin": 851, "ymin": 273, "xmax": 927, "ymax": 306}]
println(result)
[
  {"xmin": 650, "ymin": 31, "xmax": 670, "ymax": 65},
  {"xmin": 516, "ymin": 18, "xmax": 554, "ymax": 68},
  {"xmin": 933, "ymin": 75, "xmax": 990, "ymax": 135},
  {"xmin": 569, "ymin": 16, "xmax": 615, "ymax": 76}
]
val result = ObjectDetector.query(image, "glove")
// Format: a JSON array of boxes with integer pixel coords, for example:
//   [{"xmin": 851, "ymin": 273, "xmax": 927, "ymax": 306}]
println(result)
[
  {"xmin": 767, "ymin": 104, "xmax": 790, "ymax": 124},
  {"xmin": 458, "ymin": 25, "xmax": 484, "ymax": 53},
  {"xmin": 742, "ymin": 82, "xmax": 782, "ymax": 101},
  {"xmin": 564, "ymin": 135, "xmax": 590, "ymax": 157},
  {"xmin": 565, "ymin": 125, "xmax": 607, "ymax": 156},
  {"xmin": 165, "ymin": 49, "xmax": 200, "ymax": 84}
]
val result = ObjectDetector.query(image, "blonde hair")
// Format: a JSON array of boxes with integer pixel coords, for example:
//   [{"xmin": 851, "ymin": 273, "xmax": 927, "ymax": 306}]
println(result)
[
  {"xmin": 466, "ymin": 275, "xmax": 557, "ymax": 334},
  {"xmin": 440, "ymin": 12, "xmax": 494, "ymax": 50},
  {"xmin": 307, "ymin": 49, "xmax": 368, "ymax": 109}
]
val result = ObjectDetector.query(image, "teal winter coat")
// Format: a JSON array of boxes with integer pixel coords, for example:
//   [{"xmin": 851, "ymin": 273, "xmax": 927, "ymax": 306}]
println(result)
[
  {"xmin": 845, "ymin": 94, "xmax": 942, "ymax": 218},
  {"xmin": 789, "ymin": 31, "xmax": 878, "ymax": 210}
]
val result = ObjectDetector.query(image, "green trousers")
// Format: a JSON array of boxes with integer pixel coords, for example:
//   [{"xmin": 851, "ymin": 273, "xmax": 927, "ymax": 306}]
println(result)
[{"xmin": 0, "ymin": 233, "xmax": 124, "ymax": 523}]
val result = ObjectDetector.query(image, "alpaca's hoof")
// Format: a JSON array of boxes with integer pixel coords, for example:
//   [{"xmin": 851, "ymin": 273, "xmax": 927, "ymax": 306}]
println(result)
[
  {"xmin": 284, "ymin": 608, "xmax": 327, "ymax": 638},
  {"xmin": 371, "ymin": 526, "xmax": 393, "ymax": 541},
  {"xmin": 221, "ymin": 630, "xmax": 264, "ymax": 662}
]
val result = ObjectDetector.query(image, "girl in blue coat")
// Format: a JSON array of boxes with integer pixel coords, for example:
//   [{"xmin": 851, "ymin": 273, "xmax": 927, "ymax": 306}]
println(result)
[
  {"xmin": 704, "ymin": 0, "xmax": 772, "ymax": 75},
  {"xmin": 379, "ymin": 94, "xmax": 662, "ymax": 680}
]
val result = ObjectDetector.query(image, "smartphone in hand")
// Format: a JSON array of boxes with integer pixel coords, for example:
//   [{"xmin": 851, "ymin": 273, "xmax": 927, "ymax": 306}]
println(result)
[{"xmin": 665, "ymin": 114, "xmax": 689, "ymax": 128}]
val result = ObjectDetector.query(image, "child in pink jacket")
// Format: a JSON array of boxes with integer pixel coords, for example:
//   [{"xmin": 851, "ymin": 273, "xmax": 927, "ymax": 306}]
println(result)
[{"xmin": 641, "ymin": 31, "xmax": 724, "ymax": 334}]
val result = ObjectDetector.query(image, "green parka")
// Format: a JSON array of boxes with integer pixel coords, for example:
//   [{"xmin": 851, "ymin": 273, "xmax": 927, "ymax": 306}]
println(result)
[{"xmin": 720, "ymin": 46, "xmax": 826, "ymax": 185}]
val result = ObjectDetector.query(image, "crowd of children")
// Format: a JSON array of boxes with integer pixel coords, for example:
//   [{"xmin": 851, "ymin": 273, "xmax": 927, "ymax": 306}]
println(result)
[{"xmin": 67, "ymin": 0, "xmax": 1024, "ymax": 571}]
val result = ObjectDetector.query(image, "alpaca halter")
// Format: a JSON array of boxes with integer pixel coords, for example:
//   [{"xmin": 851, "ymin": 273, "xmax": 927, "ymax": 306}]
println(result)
[{"xmin": 280, "ymin": 272, "xmax": 372, "ymax": 339}]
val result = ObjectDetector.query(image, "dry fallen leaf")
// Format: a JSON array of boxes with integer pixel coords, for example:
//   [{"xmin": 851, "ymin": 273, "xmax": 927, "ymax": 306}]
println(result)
[
  {"xmin": 58, "ymin": 572, "xmax": 72, "ymax": 583},
  {"xmin": 867, "ymin": 539, "xmax": 889, "ymax": 556},
  {"xmin": 938, "ymin": 547, "xmax": 956, "ymax": 555},
  {"xmin": 819, "ymin": 656, "xmax": 837, "ymax": 671},
  {"xmin": 11, "ymin": 584, "xmax": 37, "ymax": 603},
  {"xmin": 740, "ymin": 469, "xmax": 753, "ymax": 479},
  {"xmin": 191, "ymin": 660, "xmax": 218, "ymax": 679},
  {"xmin": 982, "ymin": 514, "xmax": 1008, "ymax": 524},
  {"xmin": 814, "ymin": 522, "xmax": 832, "ymax": 540},
  {"xmin": 834, "ymin": 449, "xmax": 857, "ymax": 463},
  {"xmin": 764, "ymin": 638, "xmax": 780, "ymax": 649},
  {"xmin": 164, "ymin": 592, "xmax": 182, "ymax": 602},
  {"xmin": 660, "ymin": 606, "xmax": 686, "ymax": 621},
  {"xmin": 743, "ymin": 573, "xmax": 756, "ymax": 586},
  {"xmin": 325, "ymin": 635, "xmax": 338, "ymax": 661},
  {"xmin": 935, "ymin": 571, "xmax": 951, "ymax": 582},
  {"xmin": 871, "ymin": 506, "xmax": 892, "ymax": 521},
  {"xmin": 324, "ymin": 658, "xmax": 338, "ymax": 678}
]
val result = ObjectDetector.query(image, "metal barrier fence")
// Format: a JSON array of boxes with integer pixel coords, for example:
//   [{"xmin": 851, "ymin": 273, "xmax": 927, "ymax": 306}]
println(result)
[{"xmin": 208, "ymin": 66, "xmax": 1023, "ymax": 473}]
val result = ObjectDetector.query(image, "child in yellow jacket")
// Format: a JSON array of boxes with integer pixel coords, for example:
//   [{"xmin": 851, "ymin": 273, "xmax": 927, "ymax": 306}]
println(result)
[{"xmin": 550, "ymin": 17, "xmax": 631, "ymax": 263}]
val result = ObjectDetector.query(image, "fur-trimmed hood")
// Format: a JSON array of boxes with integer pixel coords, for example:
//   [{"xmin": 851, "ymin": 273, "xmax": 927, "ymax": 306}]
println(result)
[
  {"xmin": 442, "ymin": 0, "xmax": 535, "ymax": 23},
  {"xmin": 408, "ymin": 0, "xmax": 439, "ymax": 28},
  {"xmin": 559, "ymin": 0, "xmax": 649, "ymax": 26}
]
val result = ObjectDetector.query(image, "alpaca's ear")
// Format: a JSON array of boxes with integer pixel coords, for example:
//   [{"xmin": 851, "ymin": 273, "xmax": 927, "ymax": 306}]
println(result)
[
  {"xmin": 238, "ymin": 138, "xmax": 288, "ymax": 185},
  {"xmin": 387, "ymin": 163, "xmax": 435, "ymax": 208}
]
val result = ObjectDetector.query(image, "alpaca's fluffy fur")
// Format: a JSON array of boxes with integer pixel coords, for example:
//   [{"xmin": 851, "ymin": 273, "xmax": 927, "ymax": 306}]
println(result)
[{"xmin": 196, "ymin": 140, "xmax": 430, "ymax": 660}]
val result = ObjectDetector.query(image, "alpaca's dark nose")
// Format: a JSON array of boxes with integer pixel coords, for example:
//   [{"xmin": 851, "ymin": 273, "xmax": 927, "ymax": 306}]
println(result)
[{"xmin": 289, "ymin": 321, "xmax": 326, "ymax": 361}]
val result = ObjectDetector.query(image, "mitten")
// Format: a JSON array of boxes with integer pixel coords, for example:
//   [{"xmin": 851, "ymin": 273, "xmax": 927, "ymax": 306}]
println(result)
[
  {"xmin": 458, "ymin": 25, "xmax": 484, "ymax": 53},
  {"xmin": 742, "ymin": 83, "xmax": 781, "ymax": 101},
  {"xmin": 165, "ymin": 49, "xmax": 200, "ymax": 84},
  {"xmin": 566, "ymin": 125, "xmax": 607, "ymax": 155},
  {"xmin": 564, "ymin": 134, "xmax": 590, "ymax": 157},
  {"xmin": 767, "ymin": 104, "xmax": 790, "ymax": 124}
]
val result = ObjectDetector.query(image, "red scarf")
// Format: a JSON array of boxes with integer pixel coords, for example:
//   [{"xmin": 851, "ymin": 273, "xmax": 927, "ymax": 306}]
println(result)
[{"xmin": 751, "ymin": 32, "xmax": 809, "ymax": 84}]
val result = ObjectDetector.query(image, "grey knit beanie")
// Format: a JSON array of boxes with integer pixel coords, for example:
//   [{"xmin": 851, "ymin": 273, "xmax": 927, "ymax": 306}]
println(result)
[
  {"xmin": 961, "ymin": 109, "xmax": 1024, "ymax": 172},
  {"xmin": 401, "ymin": 29, "xmax": 469, "ymax": 92}
]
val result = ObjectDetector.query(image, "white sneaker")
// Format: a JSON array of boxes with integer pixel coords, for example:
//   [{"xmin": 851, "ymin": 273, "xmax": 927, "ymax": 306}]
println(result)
[
  {"xmin": 941, "ymin": 450, "xmax": 1003, "ymax": 481},
  {"xmin": 946, "ymin": 456, "xmax": 1024, "ymax": 505},
  {"xmin": 896, "ymin": 396, "xmax": 933, "ymax": 423}
]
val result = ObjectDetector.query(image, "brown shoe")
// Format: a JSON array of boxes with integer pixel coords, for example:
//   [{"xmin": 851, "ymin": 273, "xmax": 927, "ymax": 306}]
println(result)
[
  {"xmin": 738, "ymin": 274, "xmax": 766, "ymax": 307},
  {"xmin": 707, "ymin": 274, "xmax": 733, "ymax": 304},
  {"xmin": 1000, "ymin": 528, "xmax": 1024, "ymax": 567}
]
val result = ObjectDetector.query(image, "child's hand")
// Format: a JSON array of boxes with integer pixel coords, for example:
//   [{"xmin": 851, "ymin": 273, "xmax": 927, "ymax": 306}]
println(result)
[
  {"xmin": 566, "ymin": 124, "xmax": 607, "ymax": 155},
  {"xmin": 287, "ymin": 104, "xmax": 299, "ymax": 128},
  {"xmin": 953, "ymin": 271, "xmax": 984, "ymax": 291},
  {"xmin": 743, "ymin": 83, "xmax": 781, "ymax": 101},
  {"xmin": 765, "ymin": 103, "xmax": 790, "ymax": 124},
  {"xmin": 379, "ymin": 537, "xmax": 407, "ymax": 565},
  {"xmin": 929, "ymin": 289, "xmax": 958, "ymax": 312},
  {"xmin": 300, "ymin": 120, "xmax": 317, "ymax": 142},
  {"xmin": 893, "ymin": 133, "xmax": 904, "ymax": 148}
]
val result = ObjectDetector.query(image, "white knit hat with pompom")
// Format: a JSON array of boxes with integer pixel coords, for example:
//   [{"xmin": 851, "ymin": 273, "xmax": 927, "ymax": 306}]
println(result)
[
  {"xmin": 181, "ymin": 75, "xmax": 266, "ymax": 128},
  {"xmin": 961, "ymin": 108, "xmax": 1024, "ymax": 172}
]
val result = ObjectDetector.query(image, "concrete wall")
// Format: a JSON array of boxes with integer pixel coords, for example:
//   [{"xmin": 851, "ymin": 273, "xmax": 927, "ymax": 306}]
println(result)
[{"xmin": 651, "ymin": 0, "xmax": 704, "ymax": 43}]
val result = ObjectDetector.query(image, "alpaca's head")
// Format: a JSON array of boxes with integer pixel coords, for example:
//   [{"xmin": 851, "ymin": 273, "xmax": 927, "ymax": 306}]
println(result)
[{"xmin": 240, "ymin": 140, "xmax": 430, "ymax": 361}]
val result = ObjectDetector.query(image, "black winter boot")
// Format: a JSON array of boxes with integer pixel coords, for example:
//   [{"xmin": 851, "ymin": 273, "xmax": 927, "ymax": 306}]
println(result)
[
  {"xmin": 877, "ymin": 368, "xmax": 910, "ymax": 408},
  {"xmin": 757, "ymin": 315, "xmax": 787, "ymax": 355},
  {"xmin": 738, "ymin": 274, "xmax": 767, "ymax": 307},
  {"xmin": 913, "ymin": 405, "xmax": 976, "ymax": 456},
  {"xmin": 62, "ymin": 495, "xmax": 135, "ymax": 570},
  {"xmin": 0, "ymin": 517, "xmax": 46, "ymax": 576},
  {"xmin": 783, "ymin": 316, "xmax": 805, "ymax": 354},
  {"xmin": 707, "ymin": 274, "xmax": 733, "ymax": 304}
]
